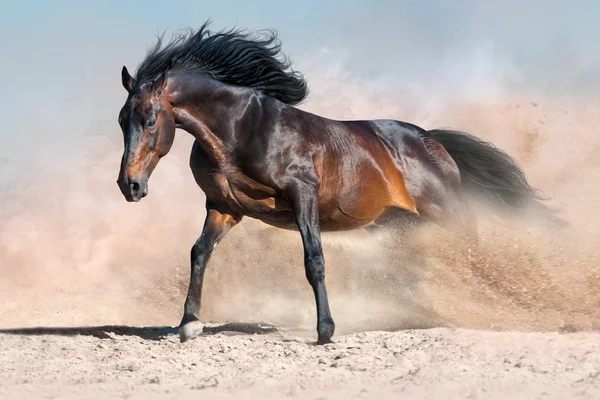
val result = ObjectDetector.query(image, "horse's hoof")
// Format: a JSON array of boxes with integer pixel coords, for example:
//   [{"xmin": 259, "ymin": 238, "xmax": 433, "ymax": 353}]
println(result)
[
  {"xmin": 317, "ymin": 337, "xmax": 334, "ymax": 345},
  {"xmin": 179, "ymin": 321, "xmax": 204, "ymax": 343},
  {"xmin": 316, "ymin": 319, "xmax": 335, "ymax": 345}
]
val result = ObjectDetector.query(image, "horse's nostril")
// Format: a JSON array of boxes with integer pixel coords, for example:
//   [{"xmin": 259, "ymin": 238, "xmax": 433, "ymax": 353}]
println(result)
[{"xmin": 130, "ymin": 181, "xmax": 140, "ymax": 193}]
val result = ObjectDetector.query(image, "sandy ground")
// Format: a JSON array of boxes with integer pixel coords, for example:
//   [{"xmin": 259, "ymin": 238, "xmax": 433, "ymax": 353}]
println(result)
[{"xmin": 1, "ymin": 324, "xmax": 600, "ymax": 400}]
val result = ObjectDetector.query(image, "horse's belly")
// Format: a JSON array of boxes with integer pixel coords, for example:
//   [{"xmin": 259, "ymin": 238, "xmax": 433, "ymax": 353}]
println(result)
[
  {"xmin": 224, "ymin": 191, "xmax": 378, "ymax": 232},
  {"xmin": 242, "ymin": 181, "xmax": 416, "ymax": 232},
  {"xmin": 249, "ymin": 205, "xmax": 377, "ymax": 232},
  {"xmin": 235, "ymin": 197, "xmax": 373, "ymax": 232}
]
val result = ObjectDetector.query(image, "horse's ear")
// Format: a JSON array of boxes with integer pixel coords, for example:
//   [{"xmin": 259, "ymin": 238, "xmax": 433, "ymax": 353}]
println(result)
[
  {"xmin": 151, "ymin": 70, "xmax": 167, "ymax": 96},
  {"xmin": 121, "ymin": 66, "xmax": 135, "ymax": 92}
]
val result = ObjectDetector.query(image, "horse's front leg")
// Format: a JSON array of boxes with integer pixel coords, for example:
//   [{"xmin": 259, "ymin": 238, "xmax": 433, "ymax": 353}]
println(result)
[
  {"xmin": 179, "ymin": 200, "xmax": 241, "ymax": 343},
  {"xmin": 287, "ymin": 180, "xmax": 335, "ymax": 344}
]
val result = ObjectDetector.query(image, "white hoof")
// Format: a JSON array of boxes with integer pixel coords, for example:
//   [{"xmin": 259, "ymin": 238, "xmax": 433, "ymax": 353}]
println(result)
[{"xmin": 179, "ymin": 321, "xmax": 204, "ymax": 343}]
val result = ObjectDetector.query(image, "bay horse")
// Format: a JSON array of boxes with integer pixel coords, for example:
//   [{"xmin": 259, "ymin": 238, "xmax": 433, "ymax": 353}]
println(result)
[{"xmin": 117, "ymin": 22, "xmax": 559, "ymax": 344}]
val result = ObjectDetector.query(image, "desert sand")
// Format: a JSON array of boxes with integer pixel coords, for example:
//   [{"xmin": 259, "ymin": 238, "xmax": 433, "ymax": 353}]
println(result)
[{"xmin": 1, "ymin": 324, "xmax": 600, "ymax": 399}]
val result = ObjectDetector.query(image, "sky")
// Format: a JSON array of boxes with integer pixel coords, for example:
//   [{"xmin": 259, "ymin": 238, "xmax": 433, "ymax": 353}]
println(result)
[{"xmin": 0, "ymin": 0, "xmax": 598, "ymax": 194}]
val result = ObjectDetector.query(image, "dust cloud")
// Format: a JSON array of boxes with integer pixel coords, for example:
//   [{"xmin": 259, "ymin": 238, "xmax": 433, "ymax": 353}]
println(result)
[{"xmin": 1, "ymin": 14, "xmax": 600, "ymax": 335}]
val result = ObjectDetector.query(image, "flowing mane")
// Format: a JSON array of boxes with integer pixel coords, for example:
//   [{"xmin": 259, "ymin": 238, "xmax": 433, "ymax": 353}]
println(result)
[{"xmin": 133, "ymin": 21, "xmax": 309, "ymax": 105}]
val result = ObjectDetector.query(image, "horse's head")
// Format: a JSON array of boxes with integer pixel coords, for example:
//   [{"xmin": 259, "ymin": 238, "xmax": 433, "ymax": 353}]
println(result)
[{"xmin": 117, "ymin": 66, "xmax": 176, "ymax": 202}]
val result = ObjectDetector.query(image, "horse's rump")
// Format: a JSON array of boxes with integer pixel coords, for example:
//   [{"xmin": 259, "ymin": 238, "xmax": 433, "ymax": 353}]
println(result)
[{"xmin": 311, "ymin": 119, "xmax": 462, "ymax": 227}]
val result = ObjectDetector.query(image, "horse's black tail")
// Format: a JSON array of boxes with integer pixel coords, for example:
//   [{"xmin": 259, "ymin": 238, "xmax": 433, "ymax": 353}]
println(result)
[{"xmin": 428, "ymin": 128, "xmax": 565, "ymax": 226}]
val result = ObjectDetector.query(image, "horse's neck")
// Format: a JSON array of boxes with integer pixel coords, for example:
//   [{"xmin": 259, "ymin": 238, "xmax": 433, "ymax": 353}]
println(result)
[
  {"xmin": 171, "ymin": 107, "xmax": 229, "ymax": 165},
  {"xmin": 169, "ymin": 74, "xmax": 253, "ymax": 165}
]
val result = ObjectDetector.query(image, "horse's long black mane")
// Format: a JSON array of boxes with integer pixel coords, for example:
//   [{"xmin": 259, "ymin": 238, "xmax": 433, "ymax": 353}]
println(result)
[{"xmin": 133, "ymin": 21, "xmax": 309, "ymax": 105}]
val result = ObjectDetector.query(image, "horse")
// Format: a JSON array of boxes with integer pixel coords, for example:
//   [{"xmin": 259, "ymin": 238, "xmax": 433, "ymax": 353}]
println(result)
[{"xmin": 116, "ymin": 22, "xmax": 559, "ymax": 344}]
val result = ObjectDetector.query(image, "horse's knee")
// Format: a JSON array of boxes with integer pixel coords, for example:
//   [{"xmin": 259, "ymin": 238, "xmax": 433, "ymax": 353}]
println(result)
[
  {"xmin": 304, "ymin": 253, "xmax": 325, "ymax": 285},
  {"xmin": 190, "ymin": 238, "xmax": 214, "ymax": 264}
]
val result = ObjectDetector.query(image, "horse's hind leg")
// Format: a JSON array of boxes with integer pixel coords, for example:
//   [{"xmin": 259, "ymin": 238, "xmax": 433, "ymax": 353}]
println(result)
[
  {"xmin": 417, "ymin": 191, "xmax": 478, "ymax": 243},
  {"xmin": 416, "ymin": 135, "xmax": 478, "ymax": 241}
]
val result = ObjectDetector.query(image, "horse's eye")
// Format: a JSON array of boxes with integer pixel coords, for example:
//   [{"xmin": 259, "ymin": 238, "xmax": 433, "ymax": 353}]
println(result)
[{"xmin": 146, "ymin": 119, "xmax": 157, "ymax": 130}]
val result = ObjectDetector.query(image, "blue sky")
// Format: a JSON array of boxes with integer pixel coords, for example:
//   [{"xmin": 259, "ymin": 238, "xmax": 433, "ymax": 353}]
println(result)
[
  {"xmin": 1, "ymin": 0, "xmax": 598, "ymax": 109},
  {"xmin": 1, "ymin": 0, "xmax": 598, "ymax": 96},
  {"xmin": 0, "ymin": 0, "xmax": 598, "ymax": 190}
]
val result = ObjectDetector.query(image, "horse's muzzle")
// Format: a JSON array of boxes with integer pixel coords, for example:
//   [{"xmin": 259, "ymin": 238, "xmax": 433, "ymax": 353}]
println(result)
[{"xmin": 117, "ymin": 177, "xmax": 148, "ymax": 202}]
